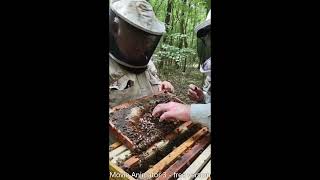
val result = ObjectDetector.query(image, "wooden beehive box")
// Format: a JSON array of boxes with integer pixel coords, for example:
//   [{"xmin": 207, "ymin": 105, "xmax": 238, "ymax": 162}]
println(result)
[
  {"xmin": 109, "ymin": 92, "xmax": 185, "ymax": 153},
  {"xmin": 109, "ymin": 92, "xmax": 212, "ymax": 180},
  {"xmin": 109, "ymin": 126, "xmax": 211, "ymax": 180}
]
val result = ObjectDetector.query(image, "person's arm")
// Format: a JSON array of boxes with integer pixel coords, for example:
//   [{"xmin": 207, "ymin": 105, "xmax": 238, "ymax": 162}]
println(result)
[
  {"xmin": 202, "ymin": 91, "xmax": 211, "ymax": 103},
  {"xmin": 202, "ymin": 75, "xmax": 211, "ymax": 103},
  {"xmin": 147, "ymin": 59, "xmax": 161, "ymax": 82},
  {"xmin": 190, "ymin": 103, "xmax": 211, "ymax": 132},
  {"xmin": 152, "ymin": 102, "xmax": 211, "ymax": 132}
]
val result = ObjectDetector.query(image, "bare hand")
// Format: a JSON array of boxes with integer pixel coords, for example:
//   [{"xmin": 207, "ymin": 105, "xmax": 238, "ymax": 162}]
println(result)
[
  {"xmin": 187, "ymin": 84, "xmax": 204, "ymax": 102},
  {"xmin": 152, "ymin": 102, "xmax": 191, "ymax": 122},
  {"xmin": 159, "ymin": 81, "xmax": 174, "ymax": 93}
]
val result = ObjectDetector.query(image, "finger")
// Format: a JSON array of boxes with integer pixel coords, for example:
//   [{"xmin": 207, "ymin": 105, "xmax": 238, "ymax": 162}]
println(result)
[
  {"xmin": 194, "ymin": 87, "xmax": 203, "ymax": 93},
  {"xmin": 195, "ymin": 89, "xmax": 204, "ymax": 98},
  {"xmin": 159, "ymin": 111, "xmax": 177, "ymax": 122},
  {"xmin": 188, "ymin": 84, "xmax": 196, "ymax": 90},
  {"xmin": 152, "ymin": 103, "xmax": 170, "ymax": 116},
  {"xmin": 167, "ymin": 84, "xmax": 174, "ymax": 93},
  {"xmin": 187, "ymin": 91, "xmax": 192, "ymax": 97},
  {"xmin": 159, "ymin": 84, "xmax": 164, "ymax": 91},
  {"xmin": 152, "ymin": 104, "xmax": 164, "ymax": 116},
  {"xmin": 188, "ymin": 88, "xmax": 196, "ymax": 94},
  {"xmin": 162, "ymin": 83, "xmax": 168, "ymax": 89},
  {"xmin": 188, "ymin": 89, "xmax": 198, "ymax": 98},
  {"xmin": 161, "ymin": 83, "xmax": 174, "ymax": 93}
]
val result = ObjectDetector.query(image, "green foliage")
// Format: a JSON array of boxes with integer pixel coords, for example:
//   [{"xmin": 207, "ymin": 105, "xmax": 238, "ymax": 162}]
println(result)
[
  {"xmin": 149, "ymin": 0, "xmax": 209, "ymax": 70},
  {"xmin": 147, "ymin": 0, "xmax": 210, "ymax": 94},
  {"xmin": 153, "ymin": 43, "xmax": 196, "ymax": 64},
  {"xmin": 168, "ymin": 33, "xmax": 188, "ymax": 40}
]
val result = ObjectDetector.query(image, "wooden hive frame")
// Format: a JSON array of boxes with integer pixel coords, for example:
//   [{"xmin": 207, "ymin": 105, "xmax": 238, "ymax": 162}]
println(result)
[
  {"xmin": 109, "ymin": 92, "xmax": 185, "ymax": 152},
  {"xmin": 109, "ymin": 127, "xmax": 211, "ymax": 180},
  {"xmin": 109, "ymin": 92, "xmax": 212, "ymax": 180}
]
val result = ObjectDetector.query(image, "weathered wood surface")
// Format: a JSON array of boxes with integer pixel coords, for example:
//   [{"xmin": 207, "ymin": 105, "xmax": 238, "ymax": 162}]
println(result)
[
  {"xmin": 155, "ymin": 135, "xmax": 210, "ymax": 180},
  {"xmin": 139, "ymin": 127, "xmax": 209, "ymax": 180},
  {"xmin": 177, "ymin": 145, "xmax": 211, "ymax": 180}
]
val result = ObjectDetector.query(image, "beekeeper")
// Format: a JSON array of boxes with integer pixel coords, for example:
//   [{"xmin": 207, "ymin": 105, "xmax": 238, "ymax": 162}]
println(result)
[
  {"xmin": 109, "ymin": 0, "xmax": 175, "ymax": 108},
  {"xmin": 152, "ymin": 10, "xmax": 212, "ymax": 132}
]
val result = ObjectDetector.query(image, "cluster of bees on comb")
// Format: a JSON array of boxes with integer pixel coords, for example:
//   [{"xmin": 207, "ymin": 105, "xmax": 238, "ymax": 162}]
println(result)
[{"xmin": 110, "ymin": 93, "xmax": 183, "ymax": 153}]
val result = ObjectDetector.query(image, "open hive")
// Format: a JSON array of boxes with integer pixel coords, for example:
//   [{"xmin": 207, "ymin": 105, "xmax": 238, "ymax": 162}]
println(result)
[
  {"xmin": 109, "ymin": 92, "xmax": 212, "ymax": 180},
  {"xmin": 109, "ymin": 92, "xmax": 185, "ymax": 153}
]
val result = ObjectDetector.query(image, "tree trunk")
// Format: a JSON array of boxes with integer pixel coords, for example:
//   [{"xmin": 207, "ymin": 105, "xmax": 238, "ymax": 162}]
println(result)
[
  {"xmin": 190, "ymin": 6, "xmax": 197, "ymax": 48},
  {"xmin": 163, "ymin": 0, "xmax": 173, "ymax": 43},
  {"xmin": 169, "ymin": 1, "xmax": 175, "ymax": 45},
  {"xmin": 177, "ymin": 0, "xmax": 187, "ymax": 70},
  {"xmin": 159, "ymin": 0, "xmax": 173, "ymax": 71},
  {"xmin": 178, "ymin": 0, "xmax": 186, "ymax": 49},
  {"xmin": 181, "ymin": 0, "xmax": 189, "ymax": 72}
]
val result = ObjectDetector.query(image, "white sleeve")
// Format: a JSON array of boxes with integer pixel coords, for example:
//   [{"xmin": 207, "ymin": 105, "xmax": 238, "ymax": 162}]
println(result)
[{"xmin": 190, "ymin": 103, "xmax": 211, "ymax": 132}]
